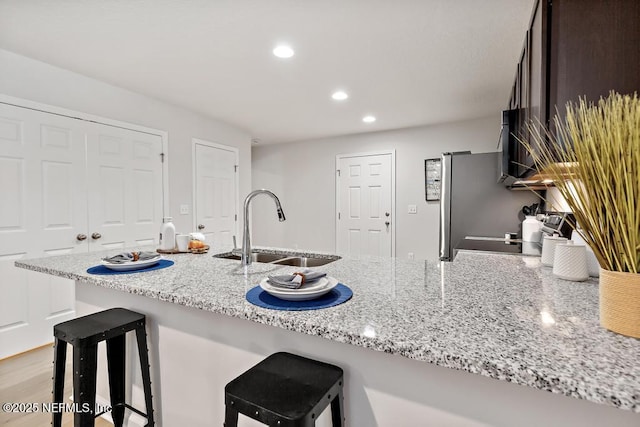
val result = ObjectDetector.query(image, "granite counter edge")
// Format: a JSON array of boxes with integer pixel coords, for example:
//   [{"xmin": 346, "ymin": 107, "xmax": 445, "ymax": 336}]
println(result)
[{"xmin": 14, "ymin": 260, "xmax": 638, "ymax": 413}]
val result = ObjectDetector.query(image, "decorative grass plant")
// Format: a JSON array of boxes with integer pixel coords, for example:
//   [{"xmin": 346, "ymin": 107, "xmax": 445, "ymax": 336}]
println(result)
[
  {"xmin": 521, "ymin": 91, "xmax": 640, "ymax": 337},
  {"xmin": 521, "ymin": 91, "xmax": 640, "ymax": 274}
]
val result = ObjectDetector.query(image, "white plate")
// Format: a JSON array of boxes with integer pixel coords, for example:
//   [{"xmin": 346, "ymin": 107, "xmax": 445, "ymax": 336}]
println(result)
[
  {"xmin": 259, "ymin": 277, "xmax": 338, "ymax": 301},
  {"xmin": 100, "ymin": 256, "xmax": 162, "ymax": 271},
  {"xmin": 262, "ymin": 276, "xmax": 330, "ymax": 294}
]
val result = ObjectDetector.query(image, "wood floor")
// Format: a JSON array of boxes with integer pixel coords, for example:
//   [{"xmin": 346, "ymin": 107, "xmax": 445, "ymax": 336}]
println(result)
[{"xmin": 0, "ymin": 344, "xmax": 112, "ymax": 427}]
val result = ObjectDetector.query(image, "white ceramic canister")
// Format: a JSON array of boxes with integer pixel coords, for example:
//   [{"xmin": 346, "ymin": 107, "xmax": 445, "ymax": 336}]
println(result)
[
  {"xmin": 570, "ymin": 230, "xmax": 600, "ymax": 277},
  {"xmin": 159, "ymin": 217, "xmax": 176, "ymax": 250},
  {"xmin": 553, "ymin": 240, "xmax": 589, "ymax": 281},
  {"xmin": 541, "ymin": 235, "xmax": 568, "ymax": 266},
  {"xmin": 522, "ymin": 216, "xmax": 543, "ymax": 243}
]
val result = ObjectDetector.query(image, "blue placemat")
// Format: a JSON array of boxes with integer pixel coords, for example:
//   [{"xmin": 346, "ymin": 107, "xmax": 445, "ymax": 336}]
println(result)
[
  {"xmin": 246, "ymin": 283, "xmax": 353, "ymax": 311},
  {"xmin": 87, "ymin": 259, "xmax": 174, "ymax": 275}
]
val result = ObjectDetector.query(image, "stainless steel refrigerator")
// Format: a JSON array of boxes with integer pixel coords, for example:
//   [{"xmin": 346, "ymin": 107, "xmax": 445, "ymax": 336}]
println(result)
[{"xmin": 439, "ymin": 151, "xmax": 540, "ymax": 261}]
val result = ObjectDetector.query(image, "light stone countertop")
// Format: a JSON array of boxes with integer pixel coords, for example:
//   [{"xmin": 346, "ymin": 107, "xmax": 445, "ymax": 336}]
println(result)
[{"xmin": 15, "ymin": 245, "xmax": 640, "ymax": 413}]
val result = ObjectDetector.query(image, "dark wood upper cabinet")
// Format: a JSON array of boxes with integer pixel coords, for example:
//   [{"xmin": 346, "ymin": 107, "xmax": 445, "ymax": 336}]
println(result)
[
  {"xmin": 528, "ymin": 0, "xmax": 544, "ymax": 125},
  {"xmin": 549, "ymin": 0, "xmax": 640, "ymax": 120},
  {"xmin": 506, "ymin": 0, "xmax": 639, "ymax": 179},
  {"xmin": 520, "ymin": 0, "xmax": 640, "ymax": 123}
]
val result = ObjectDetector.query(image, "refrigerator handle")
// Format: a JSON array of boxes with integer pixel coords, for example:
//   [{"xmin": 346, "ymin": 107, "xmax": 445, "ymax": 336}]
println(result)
[{"xmin": 439, "ymin": 153, "xmax": 453, "ymax": 261}]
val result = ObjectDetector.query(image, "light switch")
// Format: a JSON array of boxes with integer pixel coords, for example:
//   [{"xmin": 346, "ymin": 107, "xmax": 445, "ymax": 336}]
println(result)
[
  {"xmin": 408, "ymin": 204, "xmax": 417, "ymax": 214},
  {"xmin": 180, "ymin": 204, "xmax": 189, "ymax": 215}
]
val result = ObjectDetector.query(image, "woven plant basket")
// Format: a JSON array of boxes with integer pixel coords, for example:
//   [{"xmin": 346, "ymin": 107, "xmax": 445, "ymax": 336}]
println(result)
[{"xmin": 600, "ymin": 268, "xmax": 640, "ymax": 338}]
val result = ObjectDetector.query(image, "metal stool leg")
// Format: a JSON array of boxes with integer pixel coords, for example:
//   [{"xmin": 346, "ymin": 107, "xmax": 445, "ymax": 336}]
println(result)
[
  {"xmin": 72, "ymin": 343, "xmax": 98, "ymax": 427},
  {"xmin": 106, "ymin": 334, "xmax": 126, "ymax": 427},
  {"xmin": 52, "ymin": 338, "xmax": 67, "ymax": 427},
  {"xmin": 224, "ymin": 405, "xmax": 239, "ymax": 427},
  {"xmin": 135, "ymin": 322, "xmax": 155, "ymax": 426},
  {"xmin": 330, "ymin": 389, "xmax": 345, "ymax": 427}
]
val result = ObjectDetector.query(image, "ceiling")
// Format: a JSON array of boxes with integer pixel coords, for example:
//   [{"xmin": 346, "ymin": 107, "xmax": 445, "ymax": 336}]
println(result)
[{"xmin": 0, "ymin": 0, "xmax": 534, "ymax": 144}]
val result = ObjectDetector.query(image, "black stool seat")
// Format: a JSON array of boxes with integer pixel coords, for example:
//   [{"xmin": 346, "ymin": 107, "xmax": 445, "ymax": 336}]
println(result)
[
  {"xmin": 54, "ymin": 308, "xmax": 145, "ymax": 345},
  {"xmin": 52, "ymin": 308, "xmax": 154, "ymax": 427},
  {"xmin": 225, "ymin": 352, "xmax": 344, "ymax": 427}
]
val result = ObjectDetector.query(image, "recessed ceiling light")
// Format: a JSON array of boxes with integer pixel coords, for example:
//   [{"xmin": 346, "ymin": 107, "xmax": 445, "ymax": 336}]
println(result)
[
  {"xmin": 273, "ymin": 45, "xmax": 294, "ymax": 58},
  {"xmin": 362, "ymin": 115, "xmax": 376, "ymax": 123},
  {"xmin": 331, "ymin": 91, "xmax": 348, "ymax": 101}
]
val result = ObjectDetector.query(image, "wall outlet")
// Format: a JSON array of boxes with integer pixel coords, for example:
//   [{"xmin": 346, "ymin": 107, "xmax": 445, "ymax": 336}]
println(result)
[
  {"xmin": 408, "ymin": 204, "xmax": 417, "ymax": 214},
  {"xmin": 408, "ymin": 252, "xmax": 415, "ymax": 260},
  {"xmin": 179, "ymin": 204, "xmax": 189, "ymax": 215}
]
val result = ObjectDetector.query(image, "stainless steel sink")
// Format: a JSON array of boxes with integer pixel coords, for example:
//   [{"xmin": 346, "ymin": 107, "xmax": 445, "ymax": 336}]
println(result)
[
  {"xmin": 272, "ymin": 256, "xmax": 339, "ymax": 267},
  {"xmin": 212, "ymin": 250, "xmax": 340, "ymax": 266},
  {"xmin": 212, "ymin": 252, "xmax": 285, "ymax": 263}
]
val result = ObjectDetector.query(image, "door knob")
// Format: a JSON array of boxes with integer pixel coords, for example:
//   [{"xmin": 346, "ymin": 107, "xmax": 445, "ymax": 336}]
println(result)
[
  {"xmin": 91, "ymin": 232, "xmax": 102, "ymax": 240},
  {"xmin": 198, "ymin": 224, "xmax": 205, "ymax": 230},
  {"xmin": 385, "ymin": 212, "xmax": 390, "ymax": 217},
  {"xmin": 76, "ymin": 234, "xmax": 87, "ymax": 241}
]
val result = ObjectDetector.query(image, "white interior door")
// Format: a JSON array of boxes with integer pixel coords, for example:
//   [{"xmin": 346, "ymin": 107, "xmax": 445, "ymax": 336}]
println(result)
[
  {"xmin": 0, "ymin": 103, "xmax": 84, "ymax": 358},
  {"xmin": 336, "ymin": 152, "xmax": 395, "ymax": 257},
  {"xmin": 86, "ymin": 123, "xmax": 164, "ymax": 251},
  {"xmin": 193, "ymin": 140, "xmax": 238, "ymax": 246}
]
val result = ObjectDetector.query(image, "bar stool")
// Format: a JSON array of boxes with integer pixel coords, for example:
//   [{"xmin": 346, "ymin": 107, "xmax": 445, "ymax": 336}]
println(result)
[
  {"xmin": 224, "ymin": 352, "xmax": 344, "ymax": 427},
  {"xmin": 52, "ymin": 308, "xmax": 155, "ymax": 427}
]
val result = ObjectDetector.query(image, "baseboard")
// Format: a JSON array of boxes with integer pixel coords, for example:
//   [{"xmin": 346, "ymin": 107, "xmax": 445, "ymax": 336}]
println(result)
[{"xmin": 0, "ymin": 341, "xmax": 53, "ymax": 362}]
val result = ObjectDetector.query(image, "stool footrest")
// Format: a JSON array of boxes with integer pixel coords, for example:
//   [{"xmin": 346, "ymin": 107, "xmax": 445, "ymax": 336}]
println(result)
[
  {"xmin": 96, "ymin": 402, "xmax": 149, "ymax": 419},
  {"xmin": 123, "ymin": 403, "xmax": 150, "ymax": 419}
]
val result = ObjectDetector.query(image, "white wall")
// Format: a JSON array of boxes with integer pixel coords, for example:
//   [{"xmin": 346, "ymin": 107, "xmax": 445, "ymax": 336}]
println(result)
[
  {"xmin": 251, "ymin": 116, "xmax": 500, "ymax": 260},
  {"xmin": 0, "ymin": 49, "xmax": 252, "ymax": 235}
]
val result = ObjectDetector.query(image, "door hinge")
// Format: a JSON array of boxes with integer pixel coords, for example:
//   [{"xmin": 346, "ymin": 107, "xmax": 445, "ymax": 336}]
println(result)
[
  {"xmin": 337, "ymin": 169, "xmax": 341, "ymax": 177},
  {"xmin": 235, "ymin": 214, "xmax": 238, "ymax": 221},
  {"xmin": 338, "ymin": 212, "xmax": 341, "ymax": 220},
  {"xmin": 234, "ymin": 165, "xmax": 238, "ymax": 172},
  {"xmin": 160, "ymin": 152, "xmax": 165, "ymax": 163}
]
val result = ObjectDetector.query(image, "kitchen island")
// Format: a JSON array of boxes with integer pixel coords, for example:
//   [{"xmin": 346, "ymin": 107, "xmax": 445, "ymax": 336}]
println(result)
[{"xmin": 15, "ymin": 247, "xmax": 640, "ymax": 426}]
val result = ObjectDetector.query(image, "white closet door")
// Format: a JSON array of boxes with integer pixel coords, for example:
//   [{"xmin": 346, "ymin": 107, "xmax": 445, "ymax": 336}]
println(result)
[
  {"xmin": 0, "ymin": 103, "xmax": 85, "ymax": 358},
  {"xmin": 0, "ymin": 101, "xmax": 165, "ymax": 358},
  {"xmin": 86, "ymin": 123, "xmax": 163, "ymax": 251}
]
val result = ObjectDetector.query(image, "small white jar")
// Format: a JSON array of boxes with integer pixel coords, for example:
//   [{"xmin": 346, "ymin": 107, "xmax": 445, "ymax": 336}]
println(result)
[
  {"xmin": 570, "ymin": 230, "xmax": 600, "ymax": 277},
  {"xmin": 541, "ymin": 235, "xmax": 568, "ymax": 266},
  {"xmin": 553, "ymin": 240, "xmax": 589, "ymax": 281}
]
